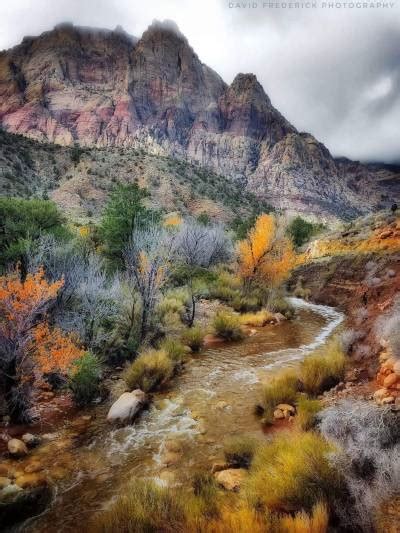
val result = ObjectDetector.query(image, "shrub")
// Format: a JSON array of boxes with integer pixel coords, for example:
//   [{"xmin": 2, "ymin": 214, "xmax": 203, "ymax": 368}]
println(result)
[
  {"xmin": 0, "ymin": 197, "xmax": 66, "ymax": 270},
  {"xmin": 259, "ymin": 369, "xmax": 300, "ymax": 424},
  {"xmin": 240, "ymin": 310, "xmax": 275, "ymax": 327},
  {"xmin": 340, "ymin": 328, "xmax": 364, "ymax": 355},
  {"xmin": 182, "ymin": 325, "xmax": 204, "ymax": 352},
  {"xmin": 379, "ymin": 305, "xmax": 400, "ymax": 359},
  {"xmin": 295, "ymin": 396, "xmax": 322, "ymax": 431},
  {"xmin": 300, "ymin": 341, "xmax": 346, "ymax": 395},
  {"xmin": 288, "ymin": 216, "xmax": 324, "ymax": 248},
  {"xmin": 90, "ymin": 479, "xmax": 188, "ymax": 532},
  {"xmin": 245, "ymin": 431, "xmax": 343, "ymax": 513},
  {"xmin": 213, "ymin": 311, "xmax": 244, "ymax": 341},
  {"xmin": 124, "ymin": 349, "xmax": 174, "ymax": 392},
  {"xmin": 160, "ymin": 338, "xmax": 186, "ymax": 363},
  {"xmin": 267, "ymin": 296, "xmax": 295, "ymax": 318},
  {"xmin": 69, "ymin": 353, "xmax": 102, "ymax": 406},
  {"xmin": 223, "ymin": 436, "xmax": 259, "ymax": 468},
  {"xmin": 231, "ymin": 295, "xmax": 261, "ymax": 312},
  {"xmin": 318, "ymin": 400, "xmax": 400, "ymax": 530}
]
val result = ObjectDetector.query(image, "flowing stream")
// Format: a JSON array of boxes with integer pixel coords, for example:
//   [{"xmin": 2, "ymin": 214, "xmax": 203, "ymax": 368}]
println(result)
[{"xmin": 22, "ymin": 298, "xmax": 343, "ymax": 532}]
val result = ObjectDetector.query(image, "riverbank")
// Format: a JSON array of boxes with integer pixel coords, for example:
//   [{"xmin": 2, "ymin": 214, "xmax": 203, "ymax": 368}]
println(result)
[{"xmin": 0, "ymin": 301, "xmax": 341, "ymax": 531}]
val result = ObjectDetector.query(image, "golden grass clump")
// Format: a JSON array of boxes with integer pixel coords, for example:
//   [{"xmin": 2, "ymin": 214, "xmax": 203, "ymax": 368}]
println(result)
[
  {"xmin": 223, "ymin": 435, "xmax": 259, "ymax": 468},
  {"xmin": 245, "ymin": 431, "xmax": 343, "ymax": 514},
  {"xmin": 90, "ymin": 480, "xmax": 190, "ymax": 532},
  {"xmin": 182, "ymin": 325, "xmax": 205, "ymax": 352},
  {"xmin": 295, "ymin": 396, "xmax": 323, "ymax": 431},
  {"xmin": 300, "ymin": 341, "xmax": 346, "ymax": 395},
  {"xmin": 279, "ymin": 501, "xmax": 329, "ymax": 533},
  {"xmin": 160, "ymin": 338, "xmax": 186, "ymax": 363},
  {"xmin": 213, "ymin": 311, "xmax": 245, "ymax": 341},
  {"xmin": 239, "ymin": 309, "xmax": 275, "ymax": 327},
  {"xmin": 124, "ymin": 349, "xmax": 174, "ymax": 392},
  {"xmin": 259, "ymin": 369, "xmax": 300, "ymax": 423}
]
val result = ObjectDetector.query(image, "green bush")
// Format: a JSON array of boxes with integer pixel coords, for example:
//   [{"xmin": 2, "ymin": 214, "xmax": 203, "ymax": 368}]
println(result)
[
  {"xmin": 300, "ymin": 341, "xmax": 346, "ymax": 395},
  {"xmin": 182, "ymin": 326, "xmax": 204, "ymax": 352},
  {"xmin": 99, "ymin": 184, "xmax": 156, "ymax": 267},
  {"xmin": 259, "ymin": 369, "xmax": 300, "ymax": 424},
  {"xmin": 160, "ymin": 338, "xmax": 186, "ymax": 363},
  {"xmin": 295, "ymin": 396, "xmax": 322, "ymax": 431},
  {"xmin": 231, "ymin": 295, "xmax": 261, "ymax": 312},
  {"xmin": 223, "ymin": 436, "xmax": 259, "ymax": 468},
  {"xmin": 213, "ymin": 311, "xmax": 244, "ymax": 341},
  {"xmin": 245, "ymin": 431, "xmax": 343, "ymax": 513},
  {"xmin": 288, "ymin": 216, "xmax": 324, "ymax": 248},
  {"xmin": 69, "ymin": 353, "xmax": 102, "ymax": 406},
  {"xmin": 0, "ymin": 197, "xmax": 66, "ymax": 270},
  {"xmin": 124, "ymin": 349, "xmax": 174, "ymax": 392},
  {"xmin": 267, "ymin": 297, "xmax": 295, "ymax": 318}
]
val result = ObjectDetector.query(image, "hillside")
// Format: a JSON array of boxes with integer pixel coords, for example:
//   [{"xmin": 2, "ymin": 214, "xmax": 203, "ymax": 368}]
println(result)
[
  {"xmin": 0, "ymin": 21, "xmax": 398, "ymax": 219},
  {"xmin": 0, "ymin": 128, "xmax": 269, "ymax": 223}
]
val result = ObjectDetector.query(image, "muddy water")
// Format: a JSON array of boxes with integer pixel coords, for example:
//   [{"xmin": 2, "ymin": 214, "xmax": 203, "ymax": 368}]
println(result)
[{"xmin": 23, "ymin": 299, "xmax": 343, "ymax": 532}]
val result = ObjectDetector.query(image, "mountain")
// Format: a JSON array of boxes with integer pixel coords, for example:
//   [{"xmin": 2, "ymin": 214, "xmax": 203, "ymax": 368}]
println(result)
[{"xmin": 0, "ymin": 21, "xmax": 398, "ymax": 219}]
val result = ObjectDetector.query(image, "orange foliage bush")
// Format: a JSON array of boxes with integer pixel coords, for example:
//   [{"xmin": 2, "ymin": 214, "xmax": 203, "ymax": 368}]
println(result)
[
  {"xmin": 32, "ymin": 323, "xmax": 84, "ymax": 374},
  {"xmin": 0, "ymin": 266, "xmax": 83, "ymax": 381},
  {"xmin": 0, "ymin": 266, "xmax": 63, "ymax": 323},
  {"xmin": 237, "ymin": 214, "xmax": 296, "ymax": 289}
]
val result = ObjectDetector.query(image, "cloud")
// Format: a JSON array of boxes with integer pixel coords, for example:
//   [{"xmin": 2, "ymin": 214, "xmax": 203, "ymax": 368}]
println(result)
[{"xmin": 0, "ymin": 0, "xmax": 399, "ymax": 162}]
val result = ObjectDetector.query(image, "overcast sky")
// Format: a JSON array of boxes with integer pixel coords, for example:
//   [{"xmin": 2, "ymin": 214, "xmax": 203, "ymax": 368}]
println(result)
[{"xmin": 0, "ymin": 0, "xmax": 399, "ymax": 162}]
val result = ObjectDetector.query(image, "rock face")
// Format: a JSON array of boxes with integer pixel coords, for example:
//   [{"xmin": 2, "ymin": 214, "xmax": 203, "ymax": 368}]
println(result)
[
  {"xmin": 0, "ymin": 20, "xmax": 397, "ymax": 218},
  {"xmin": 107, "ymin": 390, "xmax": 147, "ymax": 425}
]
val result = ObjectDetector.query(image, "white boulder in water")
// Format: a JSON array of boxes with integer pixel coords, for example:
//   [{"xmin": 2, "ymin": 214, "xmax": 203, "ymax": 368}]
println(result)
[{"xmin": 107, "ymin": 390, "xmax": 147, "ymax": 425}]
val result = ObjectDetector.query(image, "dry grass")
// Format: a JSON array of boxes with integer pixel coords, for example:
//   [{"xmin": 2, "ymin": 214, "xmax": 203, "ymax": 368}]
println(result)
[
  {"xmin": 213, "ymin": 311, "xmax": 244, "ymax": 341},
  {"xmin": 90, "ymin": 479, "xmax": 189, "ymax": 532},
  {"xmin": 182, "ymin": 325, "xmax": 204, "ymax": 352},
  {"xmin": 223, "ymin": 436, "xmax": 259, "ymax": 468},
  {"xmin": 245, "ymin": 431, "xmax": 343, "ymax": 514},
  {"xmin": 279, "ymin": 501, "xmax": 329, "ymax": 533},
  {"xmin": 160, "ymin": 338, "xmax": 186, "ymax": 363},
  {"xmin": 239, "ymin": 309, "xmax": 275, "ymax": 327},
  {"xmin": 259, "ymin": 369, "xmax": 300, "ymax": 424},
  {"xmin": 296, "ymin": 396, "xmax": 323, "ymax": 431},
  {"xmin": 300, "ymin": 341, "xmax": 346, "ymax": 395},
  {"xmin": 124, "ymin": 349, "xmax": 174, "ymax": 392}
]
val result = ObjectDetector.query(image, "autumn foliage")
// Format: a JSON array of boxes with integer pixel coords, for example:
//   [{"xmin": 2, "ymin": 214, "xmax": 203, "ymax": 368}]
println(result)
[
  {"xmin": 0, "ymin": 267, "xmax": 83, "ymax": 421},
  {"xmin": 32, "ymin": 323, "xmax": 84, "ymax": 374},
  {"xmin": 237, "ymin": 214, "xmax": 296, "ymax": 289}
]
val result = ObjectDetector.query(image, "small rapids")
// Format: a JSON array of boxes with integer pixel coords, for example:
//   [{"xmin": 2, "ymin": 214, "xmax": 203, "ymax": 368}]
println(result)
[{"xmin": 24, "ymin": 299, "xmax": 343, "ymax": 532}]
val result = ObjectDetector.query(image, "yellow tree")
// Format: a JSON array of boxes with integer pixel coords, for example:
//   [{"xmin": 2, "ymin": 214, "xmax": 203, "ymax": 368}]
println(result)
[{"xmin": 237, "ymin": 214, "xmax": 296, "ymax": 292}]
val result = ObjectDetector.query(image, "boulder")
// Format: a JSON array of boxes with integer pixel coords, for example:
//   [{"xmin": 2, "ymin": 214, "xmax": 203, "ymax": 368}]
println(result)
[
  {"xmin": 373, "ymin": 388, "xmax": 389, "ymax": 401},
  {"xmin": 161, "ymin": 451, "xmax": 181, "ymax": 467},
  {"xmin": 214, "ymin": 468, "xmax": 248, "ymax": 491},
  {"xmin": 107, "ymin": 390, "xmax": 147, "ymax": 425},
  {"xmin": 273, "ymin": 409, "xmax": 285, "ymax": 420},
  {"xmin": 381, "ymin": 396, "xmax": 395, "ymax": 405},
  {"xmin": 394, "ymin": 361, "xmax": 400, "ymax": 376},
  {"xmin": 276, "ymin": 404, "xmax": 296, "ymax": 418},
  {"xmin": 383, "ymin": 373, "xmax": 399, "ymax": 389},
  {"xmin": 22, "ymin": 433, "xmax": 41, "ymax": 448},
  {"xmin": 8, "ymin": 439, "xmax": 28, "ymax": 458}
]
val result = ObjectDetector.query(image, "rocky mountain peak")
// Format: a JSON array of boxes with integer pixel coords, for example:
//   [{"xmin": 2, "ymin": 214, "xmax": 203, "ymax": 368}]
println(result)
[{"xmin": 0, "ymin": 21, "xmax": 396, "ymax": 219}]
